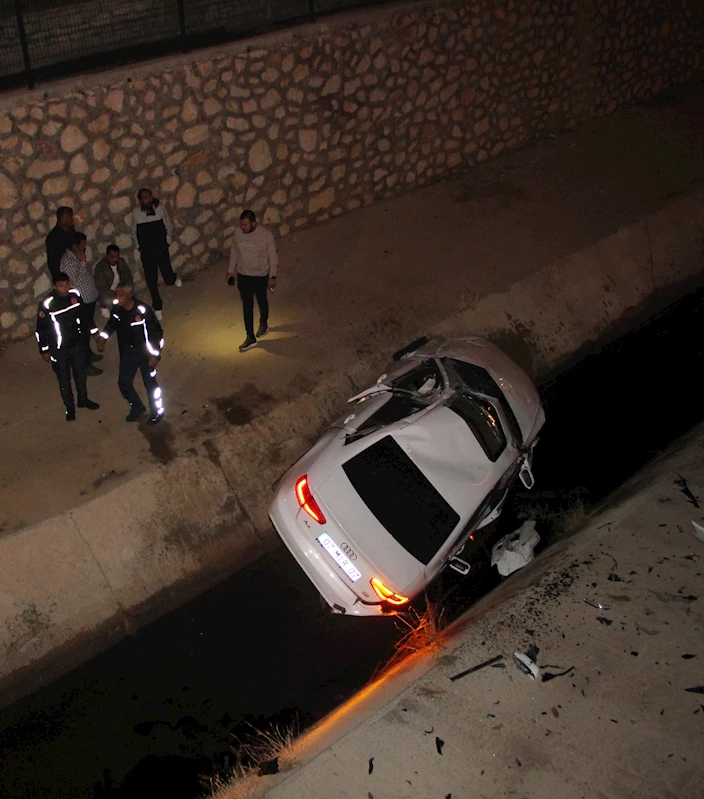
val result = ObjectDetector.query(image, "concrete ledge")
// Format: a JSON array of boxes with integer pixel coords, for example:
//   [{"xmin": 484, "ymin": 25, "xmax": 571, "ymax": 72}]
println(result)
[{"xmin": 0, "ymin": 189, "xmax": 702, "ymax": 708}]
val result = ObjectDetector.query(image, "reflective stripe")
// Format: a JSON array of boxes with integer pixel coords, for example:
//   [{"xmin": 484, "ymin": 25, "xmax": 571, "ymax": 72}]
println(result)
[
  {"xmin": 69, "ymin": 289, "xmax": 81, "ymax": 296},
  {"xmin": 34, "ymin": 332, "xmax": 40, "ymax": 341},
  {"xmin": 138, "ymin": 305, "xmax": 146, "ymax": 313},
  {"xmin": 49, "ymin": 304, "xmax": 80, "ymax": 317},
  {"xmin": 99, "ymin": 331, "xmax": 110, "ymax": 340},
  {"xmin": 43, "ymin": 297, "xmax": 53, "ymax": 309},
  {"xmin": 90, "ymin": 327, "xmax": 99, "ymax": 334},
  {"xmin": 159, "ymin": 338, "xmax": 165, "ymax": 348},
  {"xmin": 142, "ymin": 324, "xmax": 160, "ymax": 357},
  {"xmin": 50, "ymin": 356, "xmax": 57, "ymax": 362},
  {"xmin": 112, "ymin": 298, "xmax": 119, "ymax": 305},
  {"xmin": 130, "ymin": 320, "xmax": 144, "ymax": 327},
  {"xmin": 154, "ymin": 387, "xmax": 162, "ymax": 400},
  {"xmin": 149, "ymin": 369, "xmax": 157, "ymax": 378}
]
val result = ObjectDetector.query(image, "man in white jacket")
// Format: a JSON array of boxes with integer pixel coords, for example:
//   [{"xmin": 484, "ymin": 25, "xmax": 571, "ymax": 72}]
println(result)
[{"xmin": 130, "ymin": 188, "xmax": 181, "ymax": 320}]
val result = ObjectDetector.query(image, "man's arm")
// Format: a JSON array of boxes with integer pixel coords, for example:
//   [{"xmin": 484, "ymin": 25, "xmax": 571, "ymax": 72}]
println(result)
[
  {"xmin": 227, "ymin": 235, "xmax": 240, "ymax": 276},
  {"xmin": 161, "ymin": 205, "xmax": 174, "ymax": 246},
  {"xmin": 97, "ymin": 312, "xmax": 116, "ymax": 351},
  {"xmin": 266, "ymin": 229, "xmax": 279, "ymax": 279},
  {"xmin": 144, "ymin": 307, "xmax": 164, "ymax": 362},
  {"xmin": 35, "ymin": 303, "xmax": 51, "ymax": 359}
]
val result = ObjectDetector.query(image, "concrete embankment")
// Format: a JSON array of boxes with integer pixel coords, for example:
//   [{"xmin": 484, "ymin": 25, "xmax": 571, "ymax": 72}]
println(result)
[{"xmin": 1, "ymin": 189, "xmax": 702, "ymax": 708}]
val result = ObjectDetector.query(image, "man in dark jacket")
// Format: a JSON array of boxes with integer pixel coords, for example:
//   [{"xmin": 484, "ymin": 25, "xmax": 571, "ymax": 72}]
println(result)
[
  {"xmin": 94, "ymin": 244, "xmax": 134, "ymax": 317},
  {"xmin": 97, "ymin": 282, "xmax": 165, "ymax": 425},
  {"xmin": 130, "ymin": 188, "xmax": 181, "ymax": 320},
  {"xmin": 35, "ymin": 272, "xmax": 100, "ymax": 421},
  {"xmin": 45, "ymin": 206, "xmax": 76, "ymax": 280}
]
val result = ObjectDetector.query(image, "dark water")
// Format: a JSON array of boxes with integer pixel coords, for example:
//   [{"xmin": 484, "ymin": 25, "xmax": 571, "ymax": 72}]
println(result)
[{"xmin": 1, "ymin": 286, "xmax": 703, "ymax": 799}]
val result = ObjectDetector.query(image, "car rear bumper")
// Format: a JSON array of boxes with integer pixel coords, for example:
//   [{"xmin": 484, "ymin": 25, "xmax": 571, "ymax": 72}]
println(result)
[{"xmin": 269, "ymin": 495, "xmax": 382, "ymax": 617}]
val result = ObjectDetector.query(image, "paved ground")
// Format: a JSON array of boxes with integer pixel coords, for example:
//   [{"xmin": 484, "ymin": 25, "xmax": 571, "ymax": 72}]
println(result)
[
  {"xmin": 1, "ymin": 84, "xmax": 703, "ymax": 535},
  {"xmin": 248, "ymin": 422, "xmax": 704, "ymax": 799}
]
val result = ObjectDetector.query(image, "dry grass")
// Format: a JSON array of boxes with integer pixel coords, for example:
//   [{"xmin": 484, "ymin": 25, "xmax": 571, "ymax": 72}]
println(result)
[
  {"xmin": 380, "ymin": 601, "xmax": 447, "ymax": 675},
  {"xmin": 206, "ymin": 723, "xmax": 300, "ymax": 799}
]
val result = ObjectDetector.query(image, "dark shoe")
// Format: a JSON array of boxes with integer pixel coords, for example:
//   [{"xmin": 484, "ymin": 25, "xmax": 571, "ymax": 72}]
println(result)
[
  {"xmin": 239, "ymin": 336, "xmax": 258, "ymax": 352},
  {"xmin": 66, "ymin": 408, "xmax": 76, "ymax": 422},
  {"xmin": 87, "ymin": 365, "xmax": 103, "ymax": 376},
  {"xmin": 90, "ymin": 352, "xmax": 103, "ymax": 362},
  {"xmin": 256, "ymin": 323, "xmax": 268, "ymax": 338},
  {"xmin": 147, "ymin": 413, "xmax": 164, "ymax": 426},
  {"xmin": 78, "ymin": 399, "xmax": 100, "ymax": 410},
  {"xmin": 126, "ymin": 406, "xmax": 146, "ymax": 422}
]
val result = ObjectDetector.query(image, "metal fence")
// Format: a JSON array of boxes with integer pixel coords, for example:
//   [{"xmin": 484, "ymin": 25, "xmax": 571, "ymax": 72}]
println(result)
[{"xmin": 0, "ymin": 0, "xmax": 395, "ymax": 90}]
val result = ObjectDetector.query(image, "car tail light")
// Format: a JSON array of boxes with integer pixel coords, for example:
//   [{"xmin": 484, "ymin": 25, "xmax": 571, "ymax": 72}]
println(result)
[
  {"xmin": 295, "ymin": 476, "xmax": 326, "ymax": 524},
  {"xmin": 370, "ymin": 577, "xmax": 409, "ymax": 606}
]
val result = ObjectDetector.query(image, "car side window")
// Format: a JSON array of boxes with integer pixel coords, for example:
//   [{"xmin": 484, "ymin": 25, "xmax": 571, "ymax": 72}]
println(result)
[{"xmin": 447, "ymin": 393, "xmax": 506, "ymax": 462}]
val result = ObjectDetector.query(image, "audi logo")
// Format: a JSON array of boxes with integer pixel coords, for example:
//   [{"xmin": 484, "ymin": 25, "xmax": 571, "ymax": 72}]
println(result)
[{"xmin": 340, "ymin": 542, "xmax": 357, "ymax": 560}]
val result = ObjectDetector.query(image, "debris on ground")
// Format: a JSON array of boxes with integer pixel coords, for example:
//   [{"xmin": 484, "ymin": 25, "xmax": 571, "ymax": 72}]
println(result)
[
  {"xmin": 675, "ymin": 475, "xmax": 700, "ymax": 507},
  {"xmin": 513, "ymin": 644, "xmax": 540, "ymax": 679},
  {"xmin": 542, "ymin": 666, "xmax": 575, "ymax": 683},
  {"xmin": 258, "ymin": 757, "xmax": 279, "ymax": 776},
  {"xmin": 596, "ymin": 617, "xmax": 613, "ymax": 626},
  {"xmin": 685, "ymin": 686, "xmax": 704, "ymax": 694},
  {"xmin": 435, "ymin": 736, "xmax": 445, "ymax": 755},
  {"xmin": 449, "ymin": 654, "xmax": 504, "ymax": 682},
  {"xmin": 491, "ymin": 520, "xmax": 540, "ymax": 576},
  {"xmin": 368, "ymin": 757, "xmax": 374, "ymax": 774},
  {"xmin": 692, "ymin": 520, "xmax": 704, "ymax": 543}
]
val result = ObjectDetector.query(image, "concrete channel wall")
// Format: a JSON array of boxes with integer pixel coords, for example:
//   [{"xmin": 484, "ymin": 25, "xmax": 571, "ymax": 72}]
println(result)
[{"xmin": 0, "ymin": 189, "xmax": 702, "ymax": 708}]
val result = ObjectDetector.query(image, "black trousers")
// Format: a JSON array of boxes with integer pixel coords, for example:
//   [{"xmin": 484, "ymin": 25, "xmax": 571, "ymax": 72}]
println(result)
[
  {"xmin": 141, "ymin": 247, "xmax": 176, "ymax": 311},
  {"xmin": 52, "ymin": 344, "xmax": 87, "ymax": 411},
  {"xmin": 79, "ymin": 301, "xmax": 97, "ymax": 367},
  {"xmin": 237, "ymin": 273, "xmax": 269, "ymax": 338},
  {"xmin": 118, "ymin": 347, "xmax": 161, "ymax": 415}
]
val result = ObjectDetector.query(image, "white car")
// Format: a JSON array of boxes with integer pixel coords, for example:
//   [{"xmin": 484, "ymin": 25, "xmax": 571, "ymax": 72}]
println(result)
[{"xmin": 269, "ymin": 336, "xmax": 545, "ymax": 616}]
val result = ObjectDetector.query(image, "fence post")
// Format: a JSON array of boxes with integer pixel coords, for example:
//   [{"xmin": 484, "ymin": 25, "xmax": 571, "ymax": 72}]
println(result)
[
  {"xmin": 13, "ymin": 0, "xmax": 34, "ymax": 89},
  {"xmin": 176, "ymin": 0, "xmax": 187, "ymax": 51},
  {"xmin": 308, "ymin": 0, "xmax": 315, "ymax": 22}
]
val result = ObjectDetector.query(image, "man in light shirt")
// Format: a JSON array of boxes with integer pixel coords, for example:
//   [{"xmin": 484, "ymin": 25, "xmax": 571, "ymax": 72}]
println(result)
[
  {"xmin": 226, "ymin": 209, "xmax": 278, "ymax": 352},
  {"xmin": 94, "ymin": 244, "xmax": 135, "ymax": 318}
]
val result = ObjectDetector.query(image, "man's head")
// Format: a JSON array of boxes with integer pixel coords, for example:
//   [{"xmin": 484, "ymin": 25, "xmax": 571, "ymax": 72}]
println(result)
[
  {"xmin": 106, "ymin": 244, "xmax": 120, "ymax": 266},
  {"xmin": 70, "ymin": 231, "xmax": 88, "ymax": 261},
  {"xmin": 137, "ymin": 188, "xmax": 153, "ymax": 209},
  {"xmin": 239, "ymin": 209, "xmax": 257, "ymax": 234},
  {"xmin": 56, "ymin": 206, "xmax": 74, "ymax": 229},
  {"xmin": 53, "ymin": 271, "xmax": 71, "ymax": 296},
  {"xmin": 115, "ymin": 281, "xmax": 134, "ymax": 308}
]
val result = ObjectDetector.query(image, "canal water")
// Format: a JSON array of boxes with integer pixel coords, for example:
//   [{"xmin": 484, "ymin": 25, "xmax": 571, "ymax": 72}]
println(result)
[{"xmin": 1, "ymin": 285, "xmax": 703, "ymax": 799}]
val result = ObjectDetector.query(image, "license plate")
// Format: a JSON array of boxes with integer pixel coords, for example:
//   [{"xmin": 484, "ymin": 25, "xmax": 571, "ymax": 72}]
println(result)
[{"xmin": 317, "ymin": 532, "xmax": 362, "ymax": 582}]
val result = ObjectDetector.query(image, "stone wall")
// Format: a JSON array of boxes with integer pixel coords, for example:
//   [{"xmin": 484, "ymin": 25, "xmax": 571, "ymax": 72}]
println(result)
[{"xmin": 1, "ymin": 0, "xmax": 702, "ymax": 342}]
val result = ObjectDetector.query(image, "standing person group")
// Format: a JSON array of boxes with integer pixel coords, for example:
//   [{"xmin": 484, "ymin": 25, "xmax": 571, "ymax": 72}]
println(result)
[
  {"xmin": 38, "ymin": 198, "xmax": 280, "ymax": 425},
  {"xmin": 39, "ymin": 188, "xmax": 179, "ymax": 424}
]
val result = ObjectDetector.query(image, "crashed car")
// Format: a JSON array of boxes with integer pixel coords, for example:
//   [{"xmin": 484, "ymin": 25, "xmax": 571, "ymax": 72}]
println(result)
[{"xmin": 269, "ymin": 336, "xmax": 545, "ymax": 615}]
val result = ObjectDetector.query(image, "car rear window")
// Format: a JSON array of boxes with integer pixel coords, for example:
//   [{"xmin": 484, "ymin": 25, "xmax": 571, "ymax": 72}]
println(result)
[{"xmin": 342, "ymin": 435, "xmax": 460, "ymax": 565}]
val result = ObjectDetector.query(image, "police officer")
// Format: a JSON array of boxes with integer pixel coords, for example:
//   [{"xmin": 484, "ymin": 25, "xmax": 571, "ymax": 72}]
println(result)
[
  {"xmin": 97, "ymin": 282, "xmax": 165, "ymax": 425},
  {"xmin": 35, "ymin": 272, "xmax": 100, "ymax": 421}
]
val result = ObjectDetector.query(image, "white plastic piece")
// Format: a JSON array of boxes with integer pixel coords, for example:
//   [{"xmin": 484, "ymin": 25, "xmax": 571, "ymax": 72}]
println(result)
[
  {"xmin": 513, "ymin": 651, "xmax": 539, "ymax": 679},
  {"xmin": 692, "ymin": 520, "xmax": 704, "ymax": 544},
  {"xmin": 491, "ymin": 520, "xmax": 540, "ymax": 577}
]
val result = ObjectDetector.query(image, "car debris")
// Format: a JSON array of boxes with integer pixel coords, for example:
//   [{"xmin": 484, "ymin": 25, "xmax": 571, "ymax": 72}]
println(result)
[
  {"xmin": 449, "ymin": 653, "xmax": 504, "ymax": 681},
  {"xmin": 596, "ymin": 617, "xmax": 613, "ymax": 626},
  {"xmin": 692, "ymin": 520, "xmax": 704, "ymax": 543},
  {"xmin": 585, "ymin": 599, "xmax": 610, "ymax": 610},
  {"xmin": 685, "ymin": 686, "xmax": 704, "ymax": 694},
  {"xmin": 435, "ymin": 736, "xmax": 445, "ymax": 755},
  {"xmin": 513, "ymin": 644, "xmax": 540, "ymax": 679},
  {"xmin": 491, "ymin": 521, "xmax": 540, "ymax": 577},
  {"xmin": 368, "ymin": 757, "xmax": 374, "ymax": 774},
  {"xmin": 542, "ymin": 666, "xmax": 575, "ymax": 683}
]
